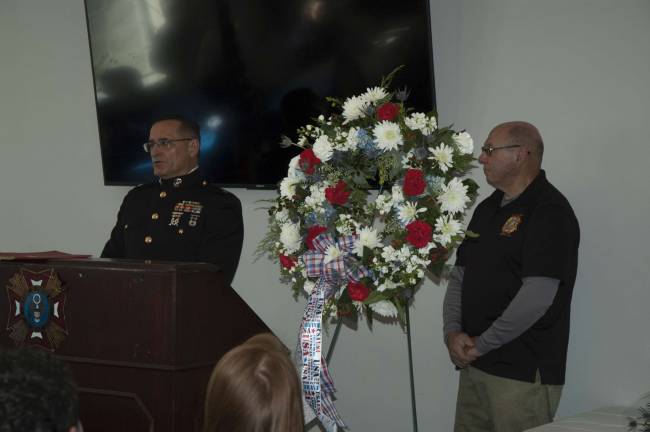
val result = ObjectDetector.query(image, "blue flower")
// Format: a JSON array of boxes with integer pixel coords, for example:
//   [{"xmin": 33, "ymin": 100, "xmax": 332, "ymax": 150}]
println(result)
[
  {"xmin": 413, "ymin": 147, "xmax": 428, "ymax": 160},
  {"xmin": 305, "ymin": 204, "xmax": 337, "ymax": 226},
  {"xmin": 323, "ymin": 205, "xmax": 337, "ymax": 222},
  {"xmin": 426, "ymin": 175, "xmax": 445, "ymax": 194},
  {"xmin": 358, "ymin": 129, "xmax": 380, "ymax": 159},
  {"xmin": 304, "ymin": 212, "xmax": 319, "ymax": 226}
]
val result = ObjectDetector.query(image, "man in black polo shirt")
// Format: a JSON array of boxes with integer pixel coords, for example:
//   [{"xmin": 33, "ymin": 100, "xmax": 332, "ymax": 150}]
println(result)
[{"xmin": 443, "ymin": 121, "xmax": 580, "ymax": 432}]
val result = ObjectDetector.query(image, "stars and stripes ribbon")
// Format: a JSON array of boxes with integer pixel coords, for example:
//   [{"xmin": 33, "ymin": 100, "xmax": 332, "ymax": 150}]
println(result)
[{"xmin": 298, "ymin": 233, "xmax": 372, "ymax": 431}]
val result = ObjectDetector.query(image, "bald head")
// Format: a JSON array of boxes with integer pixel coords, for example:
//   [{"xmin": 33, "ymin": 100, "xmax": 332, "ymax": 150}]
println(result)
[
  {"xmin": 479, "ymin": 121, "xmax": 544, "ymax": 197},
  {"xmin": 494, "ymin": 121, "xmax": 544, "ymax": 167}
]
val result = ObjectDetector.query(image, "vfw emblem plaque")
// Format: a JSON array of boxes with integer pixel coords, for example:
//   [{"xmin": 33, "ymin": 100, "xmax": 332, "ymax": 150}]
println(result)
[{"xmin": 5, "ymin": 268, "xmax": 68, "ymax": 350}]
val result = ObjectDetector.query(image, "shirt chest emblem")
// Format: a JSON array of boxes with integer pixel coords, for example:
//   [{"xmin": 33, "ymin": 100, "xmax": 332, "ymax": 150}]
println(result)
[
  {"xmin": 169, "ymin": 201, "xmax": 203, "ymax": 227},
  {"xmin": 500, "ymin": 213, "xmax": 523, "ymax": 237}
]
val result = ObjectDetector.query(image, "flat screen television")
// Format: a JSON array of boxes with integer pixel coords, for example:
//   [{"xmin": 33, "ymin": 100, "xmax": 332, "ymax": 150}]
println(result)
[{"xmin": 84, "ymin": 0, "xmax": 436, "ymax": 187}]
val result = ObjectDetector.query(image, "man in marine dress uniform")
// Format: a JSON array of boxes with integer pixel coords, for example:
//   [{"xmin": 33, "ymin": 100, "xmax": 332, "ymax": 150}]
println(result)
[{"xmin": 101, "ymin": 116, "xmax": 243, "ymax": 286}]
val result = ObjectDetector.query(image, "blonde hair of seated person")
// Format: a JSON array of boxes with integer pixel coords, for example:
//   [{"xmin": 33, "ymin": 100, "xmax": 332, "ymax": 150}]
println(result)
[{"xmin": 203, "ymin": 333, "xmax": 304, "ymax": 432}]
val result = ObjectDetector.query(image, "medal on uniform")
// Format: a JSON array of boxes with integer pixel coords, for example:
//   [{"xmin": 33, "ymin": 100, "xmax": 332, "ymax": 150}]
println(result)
[{"xmin": 169, "ymin": 201, "xmax": 203, "ymax": 227}]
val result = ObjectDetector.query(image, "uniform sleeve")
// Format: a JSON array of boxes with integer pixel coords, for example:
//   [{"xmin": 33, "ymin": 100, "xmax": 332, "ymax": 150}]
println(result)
[
  {"xmin": 100, "ymin": 197, "xmax": 128, "ymax": 258},
  {"xmin": 522, "ymin": 204, "xmax": 579, "ymax": 280},
  {"xmin": 443, "ymin": 266, "xmax": 464, "ymax": 342},
  {"xmin": 199, "ymin": 193, "xmax": 244, "ymax": 287}
]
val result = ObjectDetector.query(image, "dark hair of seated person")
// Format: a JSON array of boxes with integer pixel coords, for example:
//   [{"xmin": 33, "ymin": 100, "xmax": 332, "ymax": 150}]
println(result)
[
  {"xmin": 0, "ymin": 347, "xmax": 80, "ymax": 432},
  {"xmin": 203, "ymin": 333, "xmax": 304, "ymax": 432}
]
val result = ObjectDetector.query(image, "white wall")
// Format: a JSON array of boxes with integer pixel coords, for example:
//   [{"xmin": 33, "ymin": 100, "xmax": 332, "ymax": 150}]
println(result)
[{"xmin": 0, "ymin": 0, "xmax": 648, "ymax": 431}]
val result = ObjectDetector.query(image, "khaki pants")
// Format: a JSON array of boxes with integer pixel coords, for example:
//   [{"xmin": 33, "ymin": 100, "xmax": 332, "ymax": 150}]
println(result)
[{"xmin": 454, "ymin": 366, "xmax": 563, "ymax": 432}]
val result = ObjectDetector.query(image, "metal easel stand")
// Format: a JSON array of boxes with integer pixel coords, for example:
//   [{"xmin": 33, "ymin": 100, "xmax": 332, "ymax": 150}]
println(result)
[
  {"xmin": 325, "ymin": 306, "xmax": 418, "ymax": 432},
  {"xmin": 405, "ymin": 304, "xmax": 419, "ymax": 432}
]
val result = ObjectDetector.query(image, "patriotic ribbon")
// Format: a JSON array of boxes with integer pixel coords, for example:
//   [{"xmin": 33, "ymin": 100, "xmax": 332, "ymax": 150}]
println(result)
[{"xmin": 298, "ymin": 233, "xmax": 372, "ymax": 431}]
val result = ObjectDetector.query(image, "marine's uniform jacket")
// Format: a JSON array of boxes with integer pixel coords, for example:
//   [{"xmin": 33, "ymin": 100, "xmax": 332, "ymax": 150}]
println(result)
[{"xmin": 101, "ymin": 169, "xmax": 244, "ymax": 286}]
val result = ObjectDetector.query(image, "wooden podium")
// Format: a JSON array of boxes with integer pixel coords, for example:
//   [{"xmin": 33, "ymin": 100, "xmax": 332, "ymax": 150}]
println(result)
[{"xmin": 0, "ymin": 259, "xmax": 269, "ymax": 432}]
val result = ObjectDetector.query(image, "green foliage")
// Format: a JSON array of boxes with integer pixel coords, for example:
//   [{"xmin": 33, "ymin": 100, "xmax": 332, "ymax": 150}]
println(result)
[{"xmin": 630, "ymin": 402, "xmax": 650, "ymax": 431}]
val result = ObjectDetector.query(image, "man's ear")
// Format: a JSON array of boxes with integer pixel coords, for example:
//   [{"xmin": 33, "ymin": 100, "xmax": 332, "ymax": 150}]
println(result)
[
  {"xmin": 516, "ymin": 146, "xmax": 528, "ymax": 163},
  {"xmin": 189, "ymin": 138, "xmax": 200, "ymax": 157}
]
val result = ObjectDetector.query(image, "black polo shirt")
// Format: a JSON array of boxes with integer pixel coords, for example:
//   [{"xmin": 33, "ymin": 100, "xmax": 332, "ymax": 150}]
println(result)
[{"xmin": 456, "ymin": 170, "xmax": 579, "ymax": 384}]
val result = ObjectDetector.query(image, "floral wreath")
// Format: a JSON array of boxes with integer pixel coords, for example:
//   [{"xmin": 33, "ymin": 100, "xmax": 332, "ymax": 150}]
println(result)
[{"xmin": 259, "ymin": 71, "xmax": 479, "ymax": 325}]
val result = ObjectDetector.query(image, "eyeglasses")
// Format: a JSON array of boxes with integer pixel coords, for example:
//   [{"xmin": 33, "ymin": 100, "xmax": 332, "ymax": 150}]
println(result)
[
  {"xmin": 480, "ymin": 144, "xmax": 521, "ymax": 156},
  {"xmin": 142, "ymin": 138, "xmax": 194, "ymax": 153}
]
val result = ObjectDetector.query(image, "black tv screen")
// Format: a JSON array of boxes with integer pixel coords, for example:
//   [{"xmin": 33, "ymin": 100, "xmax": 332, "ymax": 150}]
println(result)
[{"xmin": 84, "ymin": 0, "xmax": 435, "ymax": 187}]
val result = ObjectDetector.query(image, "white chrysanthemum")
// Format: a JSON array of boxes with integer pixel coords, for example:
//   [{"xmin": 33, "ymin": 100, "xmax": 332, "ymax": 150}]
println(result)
[
  {"xmin": 304, "ymin": 184, "xmax": 327, "ymax": 213},
  {"xmin": 274, "ymin": 208, "xmax": 290, "ymax": 223},
  {"xmin": 434, "ymin": 214, "xmax": 463, "ymax": 246},
  {"xmin": 279, "ymin": 176, "xmax": 300, "ymax": 199},
  {"xmin": 391, "ymin": 184, "xmax": 404, "ymax": 205},
  {"xmin": 361, "ymin": 86, "xmax": 388, "ymax": 104},
  {"xmin": 324, "ymin": 245, "xmax": 342, "ymax": 263},
  {"xmin": 353, "ymin": 227, "xmax": 382, "ymax": 257},
  {"xmin": 397, "ymin": 201, "xmax": 426, "ymax": 225},
  {"xmin": 287, "ymin": 155, "xmax": 305, "ymax": 180},
  {"xmin": 453, "ymin": 131, "xmax": 474, "ymax": 155},
  {"xmin": 370, "ymin": 300, "xmax": 399, "ymax": 318},
  {"xmin": 437, "ymin": 178, "xmax": 470, "ymax": 214},
  {"xmin": 312, "ymin": 135, "xmax": 334, "ymax": 162},
  {"xmin": 342, "ymin": 95, "xmax": 368, "ymax": 124},
  {"xmin": 375, "ymin": 192, "xmax": 393, "ymax": 215},
  {"xmin": 429, "ymin": 143, "xmax": 454, "ymax": 173},
  {"xmin": 279, "ymin": 222, "xmax": 301, "ymax": 253},
  {"xmin": 373, "ymin": 121, "xmax": 403, "ymax": 152},
  {"xmin": 303, "ymin": 279, "xmax": 315, "ymax": 296}
]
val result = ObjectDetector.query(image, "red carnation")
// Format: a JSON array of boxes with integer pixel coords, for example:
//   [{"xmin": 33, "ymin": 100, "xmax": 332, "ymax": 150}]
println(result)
[
  {"xmin": 347, "ymin": 281, "xmax": 370, "ymax": 302},
  {"xmin": 299, "ymin": 148, "xmax": 321, "ymax": 175},
  {"xmin": 376, "ymin": 102, "xmax": 400, "ymax": 121},
  {"xmin": 405, "ymin": 220, "xmax": 433, "ymax": 249},
  {"xmin": 325, "ymin": 180, "xmax": 351, "ymax": 206},
  {"xmin": 306, "ymin": 225, "xmax": 328, "ymax": 250},
  {"xmin": 403, "ymin": 169, "xmax": 426, "ymax": 196},
  {"xmin": 279, "ymin": 254, "xmax": 297, "ymax": 269}
]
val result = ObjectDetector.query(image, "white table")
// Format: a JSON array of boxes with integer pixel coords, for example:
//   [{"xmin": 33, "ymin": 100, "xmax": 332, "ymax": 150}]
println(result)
[{"xmin": 525, "ymin": 406, "xmax": 637, "ymax": 431}]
